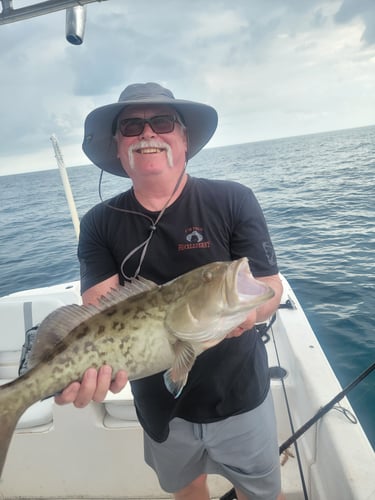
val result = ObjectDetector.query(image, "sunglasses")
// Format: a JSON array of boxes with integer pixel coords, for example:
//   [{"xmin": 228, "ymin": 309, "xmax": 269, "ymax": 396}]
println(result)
[{"xmin": 117, "ymin": 115, "xmax": 181, "ymax": 137}]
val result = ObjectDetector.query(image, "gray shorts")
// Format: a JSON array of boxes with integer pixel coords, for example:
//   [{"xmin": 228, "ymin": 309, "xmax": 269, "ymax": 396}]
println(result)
[{"xmin": 144, "ymin": 390, "xmax": 281, "ymax": 499}]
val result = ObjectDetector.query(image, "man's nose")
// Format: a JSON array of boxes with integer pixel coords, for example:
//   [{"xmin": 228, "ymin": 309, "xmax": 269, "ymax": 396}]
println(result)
[{"xmin": 140, "ymin": 121, "xmax": 155, "ymax": 138}]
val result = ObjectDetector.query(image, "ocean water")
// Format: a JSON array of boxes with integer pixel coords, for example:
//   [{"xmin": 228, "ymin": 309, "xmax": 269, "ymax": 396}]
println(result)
[{"xmin": 1, "ymin": 125, "xmax": 374, "ymax": 448}]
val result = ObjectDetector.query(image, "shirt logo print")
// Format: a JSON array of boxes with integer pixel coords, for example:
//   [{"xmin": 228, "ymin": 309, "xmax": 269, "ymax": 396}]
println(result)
[
  {"xmin": 186, "ymin": 230, "xmax": 203, "ymax": 243},
  {"xmin": 178, "ymin": 226, "xmax": 211, "ymax": 251}
]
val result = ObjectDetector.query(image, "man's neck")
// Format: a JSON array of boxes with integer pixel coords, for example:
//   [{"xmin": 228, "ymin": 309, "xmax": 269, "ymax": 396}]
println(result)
[{"xmin": 132, "ymin": 171, "xmax": 188, "ymax": 212}]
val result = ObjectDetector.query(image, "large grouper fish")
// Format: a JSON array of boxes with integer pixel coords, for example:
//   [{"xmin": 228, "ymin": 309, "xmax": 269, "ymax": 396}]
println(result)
[{"xmin": 0, "ymin": 257, "xmax": 274, "ymax": 477}]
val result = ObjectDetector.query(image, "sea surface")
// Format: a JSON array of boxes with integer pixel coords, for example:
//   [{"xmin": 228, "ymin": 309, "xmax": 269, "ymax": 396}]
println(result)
[{"xmin": 1, "ymin": 125, "xmax": 374, "ymax": 448}]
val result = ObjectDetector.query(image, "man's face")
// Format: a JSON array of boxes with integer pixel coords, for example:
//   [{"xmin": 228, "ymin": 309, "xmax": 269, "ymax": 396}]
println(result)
[{"xmin": 115, "ymin": 104, "xmax": 188, "ymax": 178}]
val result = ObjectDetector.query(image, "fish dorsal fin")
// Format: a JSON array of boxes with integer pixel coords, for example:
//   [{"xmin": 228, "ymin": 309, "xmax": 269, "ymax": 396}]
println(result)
[
  {"xmin": 28, "ymin": 303, "xmax": 98, "ymax": 368},
  {"xmin": 95, "ymin": 277, "xmax": 158, "ymax": 311},
  {"xmin": 28, "ymin": 277, "xmax": 158, "ymax": 368}
]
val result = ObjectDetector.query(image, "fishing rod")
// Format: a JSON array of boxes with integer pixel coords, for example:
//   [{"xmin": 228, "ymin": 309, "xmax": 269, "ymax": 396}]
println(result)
[
  {"xmin": 220, "ymin": 360, "xmax": 375, "ymax": 500},
  {"xmin": 279, "ymin": 361, "xmax": 374, "ymax": 453}
]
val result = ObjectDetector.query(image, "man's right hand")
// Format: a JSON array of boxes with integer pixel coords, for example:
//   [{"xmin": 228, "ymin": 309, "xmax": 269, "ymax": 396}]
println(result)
[{"xmin": 54, "ymin": 365, "xmax": 128, "ymax": 408}]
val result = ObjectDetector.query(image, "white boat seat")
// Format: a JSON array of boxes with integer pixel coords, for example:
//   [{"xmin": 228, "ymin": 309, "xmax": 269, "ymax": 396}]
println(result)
[
  {"xmin": 103, "ymin": 383, "xmax": 139, "ymax": 426},
  {"xmin": 16, "ymin": 398, "xmax": 54, "ymax": 431},
  {"xmin": 0, "ymin": 298, "xmax": 64, "ymax": 431},
  {"xmin": 0, "ymin": 298, "xmax": 65, "ymax": 379},
  {"xmin": 0, "ymin": 296, "xmax": 138, "ymax": 430}
]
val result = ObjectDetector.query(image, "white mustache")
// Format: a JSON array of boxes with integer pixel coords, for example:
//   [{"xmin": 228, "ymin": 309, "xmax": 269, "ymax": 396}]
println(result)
[{"xmin": 128, "ymin": 140, "xmax": 174, "ymax": 169}]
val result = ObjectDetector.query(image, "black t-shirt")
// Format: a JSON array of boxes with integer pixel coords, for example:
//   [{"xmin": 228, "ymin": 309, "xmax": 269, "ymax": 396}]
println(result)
[{"xmin": 78, "ymin": 176, "xmax": 279, "ymax": 441}]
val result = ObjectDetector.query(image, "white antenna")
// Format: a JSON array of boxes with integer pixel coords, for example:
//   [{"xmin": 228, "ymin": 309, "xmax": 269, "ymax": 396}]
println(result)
[{"xmin": 50, "ymin": 134, "xmax": 80, "ymax": 240}]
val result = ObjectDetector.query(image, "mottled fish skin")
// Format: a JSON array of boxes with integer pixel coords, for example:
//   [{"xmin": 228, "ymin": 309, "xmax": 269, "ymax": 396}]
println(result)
[{"xmin": 0, "ymin": 257, "xmax": 274, "ymax": 477}]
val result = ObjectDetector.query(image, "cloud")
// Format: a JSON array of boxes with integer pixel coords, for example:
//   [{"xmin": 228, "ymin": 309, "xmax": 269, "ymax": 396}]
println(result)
[
  {"xmin": 0, "ymin": 0, "xmax": 374, "ymax": 175},
  {"xmin": 335, "ymin": 0, "xmax": 375, "ymax": 44}
]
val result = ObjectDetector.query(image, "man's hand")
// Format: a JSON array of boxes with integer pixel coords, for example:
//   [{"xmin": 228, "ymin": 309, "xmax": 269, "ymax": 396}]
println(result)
[
  {"xmin": 226, "ymin": 274, "xmax": 283, "ymax": 339},
  {"xmin": 54, "ymin": 366, "xmax": 128, "ymax": 408},
  {"xmin": 226, "ymin": 309, "xmax": 257, "ymax": 338}
]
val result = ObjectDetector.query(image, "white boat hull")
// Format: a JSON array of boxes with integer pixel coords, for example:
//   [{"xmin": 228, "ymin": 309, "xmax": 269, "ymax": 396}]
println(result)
[{"xmin": 0, "ymin": 276, "xmax": 374, "ymax": 499}]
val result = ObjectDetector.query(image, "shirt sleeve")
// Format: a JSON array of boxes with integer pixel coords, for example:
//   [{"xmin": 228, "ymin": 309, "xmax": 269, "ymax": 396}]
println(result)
[
  {"xmin": 230, "ymin": 185, "xmax": 278, "ymax": 277},
  {"xmin": 77, "ymin": 205, "xmax": 119, "ymax": 294}
]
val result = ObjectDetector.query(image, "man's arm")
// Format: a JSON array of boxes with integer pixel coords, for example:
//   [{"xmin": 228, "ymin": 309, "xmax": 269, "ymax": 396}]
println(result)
[
  {"xmin": 226, "ymin": 273, "xmax": 283, "ymax": 338},
  {"xmin": 81, "ymin": 274, "xmax": 120, "ymax": 306}
]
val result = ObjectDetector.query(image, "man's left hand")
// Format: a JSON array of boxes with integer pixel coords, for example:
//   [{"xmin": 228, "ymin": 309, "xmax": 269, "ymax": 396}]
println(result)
[{"xmin": 226, "ymin": 309, "xmax": 257, "ymax": 338}]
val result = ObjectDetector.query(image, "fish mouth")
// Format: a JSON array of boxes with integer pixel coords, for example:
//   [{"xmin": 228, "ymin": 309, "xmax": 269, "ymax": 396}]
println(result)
[{"xmin": 229, "ymin": 258, "xmax": 274, "ymax": 305}]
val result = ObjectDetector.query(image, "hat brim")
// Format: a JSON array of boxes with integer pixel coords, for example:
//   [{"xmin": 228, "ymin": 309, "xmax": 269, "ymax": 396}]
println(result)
[{"xmin": 82, "ymin": 98, "xmax": 218, "ymax": 177}]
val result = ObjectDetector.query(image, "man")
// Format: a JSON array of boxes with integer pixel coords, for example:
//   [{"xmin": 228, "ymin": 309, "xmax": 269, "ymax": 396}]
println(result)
[{"xmin": 55, "ymin": 82, "xmax": 284, "ymax": 500}]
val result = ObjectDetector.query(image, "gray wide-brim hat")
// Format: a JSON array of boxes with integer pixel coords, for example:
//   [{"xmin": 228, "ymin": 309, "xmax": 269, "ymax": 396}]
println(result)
[{"xmin": 82, "ymin": 82, "xmax": 218, "ymax": 177}]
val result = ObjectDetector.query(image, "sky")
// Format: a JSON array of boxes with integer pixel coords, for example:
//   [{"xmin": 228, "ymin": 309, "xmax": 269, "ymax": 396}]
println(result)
[{"xmin": 0, "ymin": 0, "xmax": 374, "ymax": 175}]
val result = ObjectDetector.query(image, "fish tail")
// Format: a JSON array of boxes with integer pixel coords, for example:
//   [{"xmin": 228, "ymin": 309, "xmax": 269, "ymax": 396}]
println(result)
[{"xmin": 0, "ymin": 380, "xmax": 30, "ymax": 478}]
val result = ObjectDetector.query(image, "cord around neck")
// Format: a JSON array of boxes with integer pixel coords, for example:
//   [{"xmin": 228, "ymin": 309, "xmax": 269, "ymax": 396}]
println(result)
[{"xmin": 98, "ymin": 166, "xmax": 187, "ymax": 280}]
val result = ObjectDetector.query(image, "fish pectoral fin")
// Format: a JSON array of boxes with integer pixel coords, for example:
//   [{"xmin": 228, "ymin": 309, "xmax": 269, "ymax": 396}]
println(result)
[
  {"xmin": 171, "ymin": 340, "xmax": 197, "ymax": 378},
  {"xmin": 163, "ymin": 340, "xmax": 196, "ymax": 398},
  {"xmin": 163, "ymin": 369, "xmax": 188, "ymax": 399}
]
